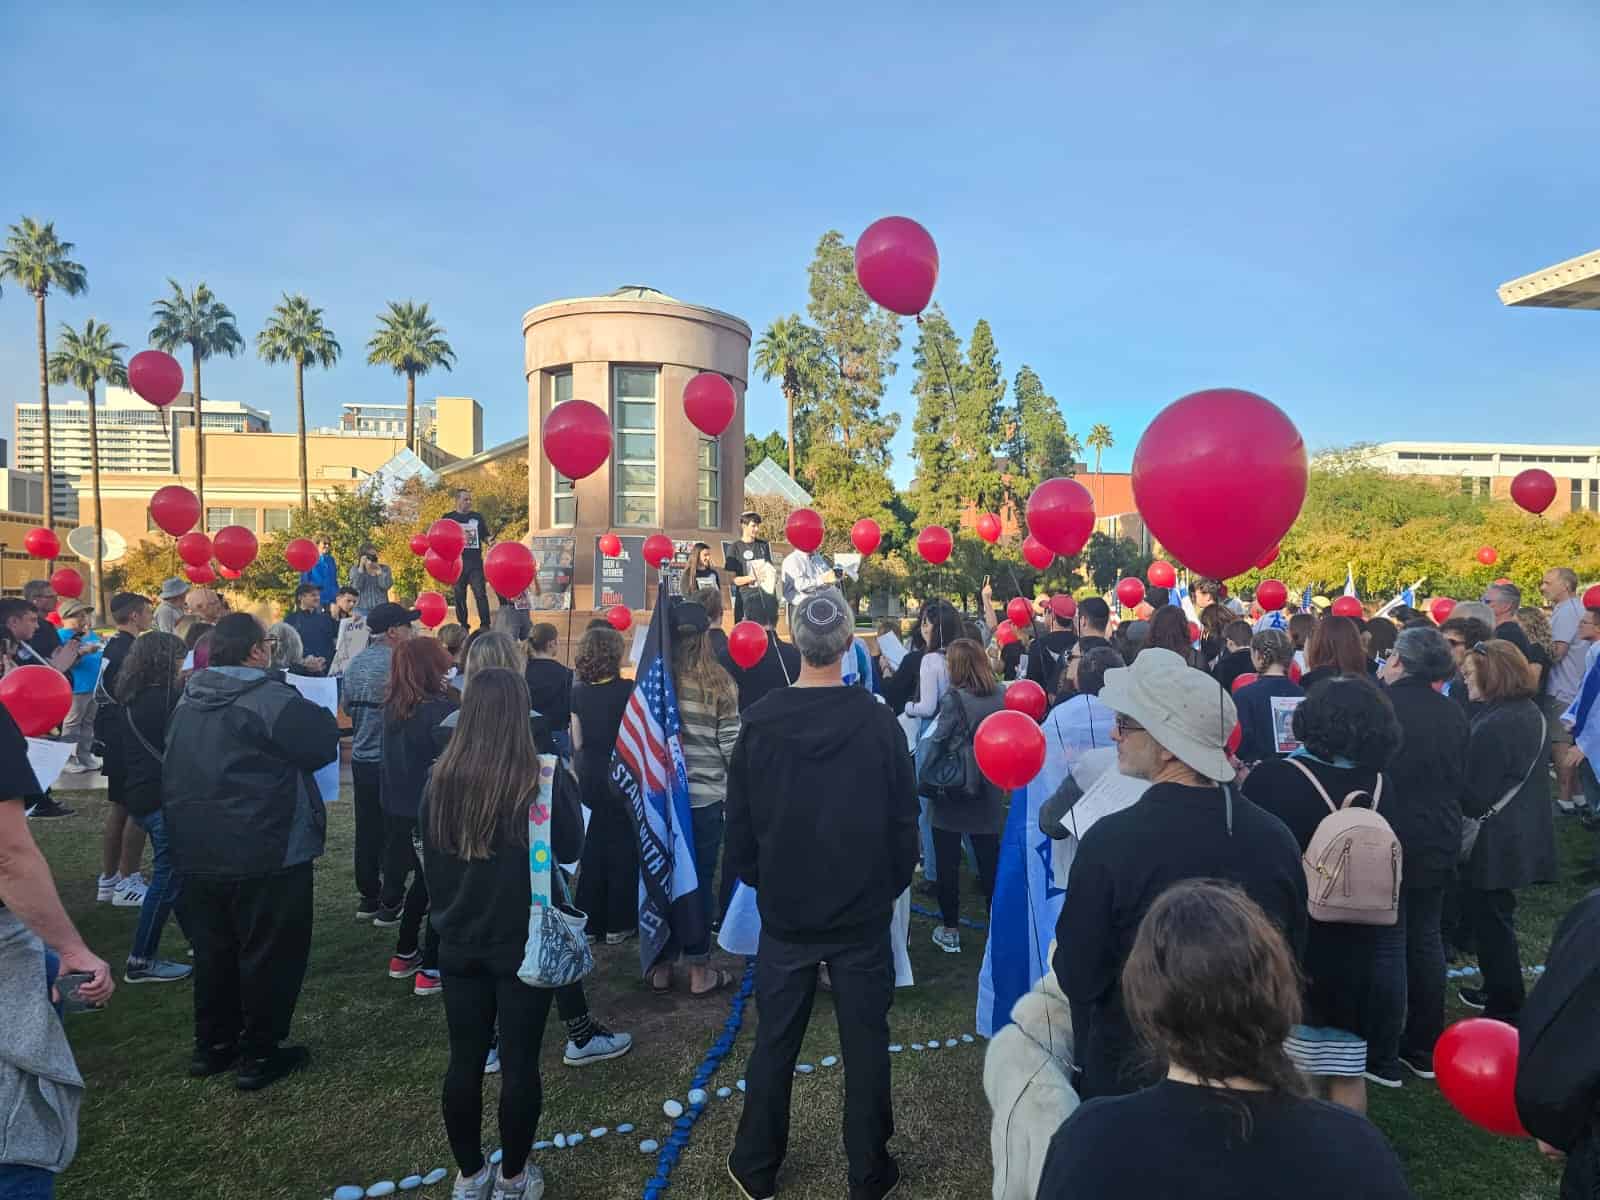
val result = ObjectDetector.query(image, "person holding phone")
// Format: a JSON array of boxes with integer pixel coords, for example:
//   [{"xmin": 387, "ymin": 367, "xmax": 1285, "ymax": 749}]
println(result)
[{"xmin": 348, "ymin": 544, "xmax": 393, "ymax": 618}]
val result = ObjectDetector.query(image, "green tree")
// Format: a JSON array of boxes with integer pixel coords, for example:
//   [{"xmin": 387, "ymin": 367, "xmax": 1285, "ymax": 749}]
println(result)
[
  {"xmin": 366, "ymin": 301, "xmax": 455, "ymax": 452},
  {"xmin": 236, "ymin": 486, "xmax": 387, "ymax": 607},
  {"xmin": 753, "ymin": 314, "xmax": 823, "ymax": 480},
  {"xmin": 1, "ymin": 218, "xmax": 87, "ymax": 538},
  {"xmin": 48, "ymin": 319, "xmax": 127, "ymax": 614},
  {"xmin": 149, "ymin": 280, "xmax": 244, "ymax": 516},
  {"xmin": 1085, "ymin": 532, "xmax": 1150, "ymax": 593},
  {"xmin": 744, "ymin": 430, "xmax": 788, "ymax": 473},
  {"xmin": 257, "ymin": 294, "xmax": 342, "ymax": 514},
  {"xmin": 957, "ymin": 318, "xmax": 1007, "ymax": 514},
  {"xmin": 1086, "ymin": 423, "xmax": 1113, "ymax": 474},
  {"xmin": 1006, "ymin": 365, "xmax": 1079, "ymax": 509},
  {"xmin": 907, "ymin": 305, "xmax": 964, "ymax": 527}
]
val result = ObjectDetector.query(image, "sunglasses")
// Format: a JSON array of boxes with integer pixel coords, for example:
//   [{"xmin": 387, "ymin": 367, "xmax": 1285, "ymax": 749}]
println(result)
[{"xmin": 1115, "ymin": 714, "xmax": 1146, "ymax": 736}]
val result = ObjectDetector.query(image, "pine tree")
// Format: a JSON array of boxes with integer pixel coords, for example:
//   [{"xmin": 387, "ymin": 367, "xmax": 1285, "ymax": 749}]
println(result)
[
  {"xmin": 1006, "ymin": 364, "xmax": 1080, "ymax": 509},
  {"xmin": 908, "ymin": 305, "xmax": 964, "ymax": 527},
  {"xmin": 957, "ymin": 318, "xmax": 1007, "ymax": 514}
]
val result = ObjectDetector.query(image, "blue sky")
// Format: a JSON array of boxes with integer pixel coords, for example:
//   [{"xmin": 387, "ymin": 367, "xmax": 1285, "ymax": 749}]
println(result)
[{"xmin": 4, "ymin": 2, "xmax": 1599, "ymax": 486}]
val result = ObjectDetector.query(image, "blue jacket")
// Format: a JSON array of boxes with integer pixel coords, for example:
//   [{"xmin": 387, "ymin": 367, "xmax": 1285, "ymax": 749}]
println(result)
[{"xmin": 301, "ymin": 553, "xmax": 339, "ymax": 607}]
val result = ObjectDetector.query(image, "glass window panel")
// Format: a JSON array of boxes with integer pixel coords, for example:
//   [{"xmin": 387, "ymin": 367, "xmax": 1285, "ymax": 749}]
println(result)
[
  {"xmin": 232, "ymin": 508, "xmax": 257, "ymax": 531},
  {"xmin": 617, "ymin": 401, "xmax": 656, "ymax": 432},
  {"xmin": 699, "ymin": 499, "xmax": 718, "ymax": 528},
  {"xmin": 698, "ymin": 474, "xmax": 717, "ymax": 500},
  {"xmin": 552, "ymin": 371, "xmax": 573, "ymax": 405},
  {"xmin": 618, "ymin": 433, "xmax": 655, "ymax": 462},
  {"xmin": 698, "ymin": 439, "xmax": 719, "ymax": 469},
  {"xmin": 205, "ymin": 507, "xmax": 231, "ymax": 532},
  {"xmin": 554, "ymin": 494, "xmax": 577, "ymax": 525},
  {"xmin": 617, "ymin": 495, "xmax": 655, "ymax": 527},
  {"xmin": 618, "ymin": 465, "xmax": 657, "ymax": 491},
  {"xmin": 263, "ymin": 508, "xmax": 291, "ymax": 533},
  {"xmin": 615, "ymin": 368, "xmax": 657, "ymax": 400}
]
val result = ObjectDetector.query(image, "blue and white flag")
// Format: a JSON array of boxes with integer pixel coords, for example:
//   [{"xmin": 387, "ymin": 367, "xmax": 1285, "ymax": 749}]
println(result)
[
  {"xmin": 977, "ymin": 779, "xmax": 1066, "ymax": 1037},
  {"xmin": 1343, "ymin": 564, "xmax": 1359, "ymax": 599},
  {"xmin": 1302, "ymin": 583, "xmax": 1315, "ymax": 611},
  {"xmin": 1375, "ymin": 580, "xmax": 1424, "ymax": 619},
  {"xmin": 1173, "ymin": 576, "xmax": 1199, "ymax": 624},
  {"xmin": 612, "ymin": 582, "xmax": 705, "ymax": 976}
]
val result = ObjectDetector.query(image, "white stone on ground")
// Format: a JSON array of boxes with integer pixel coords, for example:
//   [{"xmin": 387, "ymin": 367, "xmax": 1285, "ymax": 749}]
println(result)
[
  {"xmin": 795, "ymin": 1064, "xmax": 814, "ymax": 1074},
  {"xmin": 617, "ymin": 1124, "xmax": 635, "ymax": 1134},
  {"xmin": 961, "ymin": 1034, "xmax": 975, "ymax": 1043},
  {"xmin": 553, "ymin": 1134, "xmax": 566, "ymax": 1149},
  {"xmin": 640, "ymin": 1139, "xmax": 660, "ymax": 1154},
  {"xmin": 820, "ymin": 1055, "xmax": 838, "ymax": 1067},
  {"xmin": 736, "ymin": 1079, "xmax": 747, "ymax": 1091},
  {"xmin": 568, "ymin": 1134, "xmax": 583, "ymax": 1146},
  {"xmin": 663, "ymin": 1098, "xmax": 684, "ymax": 1118},
  {"xmin": 366, "ymin": 1184, "xmax": 396, "ymax": 1198},
  {"xmin": 910, "ymin": 1043, "xmax": 924, "ymax": 1050},
  {"xmin": 398, "ymin": 1177, "xmax": 422, "ymax": 1193},
  {"xmin": 945, "ymin": 1039, "xmax": 957, "ymax": 1048},
  {"xmin": 421, "ymin": 1170, "xmax": 448, "ymax": 1187},
  {"xmin": 533, "ymin": 1142, "xmax": 552, "ymax": 1151},
  {"xmin": 716, "ymin": 1087, "xmax": 732, "ymax": 1099},
  {"xmin": 489, "ymin": 1150, "xmax": 502, "ymax": 1166},
  {"xmin": 590, "ymin": 1127, "xmax": 607, "ymax": 1138},
  {"xmin": 889, "ymin": 1044, "xmax": 903, "ymax": 1053},
  {"xmin": 334, "ymin": 1188, "xmax": 363, "ymax": 1200},
  {"xmin": 688, "ymin": 1088, "xmax": 708, "ymax": 1105}
]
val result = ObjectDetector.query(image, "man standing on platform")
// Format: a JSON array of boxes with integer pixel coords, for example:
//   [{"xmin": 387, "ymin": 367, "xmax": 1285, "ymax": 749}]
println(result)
[
  {"xmin": 728, "ymin": 511, "xmax": 773, "ymax": 625},
  {"xmin": 444, "ymin": 489, "xmax": 493, "ymax": 629}
]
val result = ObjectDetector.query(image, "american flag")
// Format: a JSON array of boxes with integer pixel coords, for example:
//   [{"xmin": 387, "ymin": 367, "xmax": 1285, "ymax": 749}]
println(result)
[{"xmin": 611, "ymin": 581, "xmax": 706, "ymax": 976}]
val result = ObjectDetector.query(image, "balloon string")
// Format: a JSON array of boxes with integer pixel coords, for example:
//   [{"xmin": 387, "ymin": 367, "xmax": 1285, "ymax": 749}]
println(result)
[{"xmin": 565, "ymin": 494, "xmax": 577, "ymax": 668}]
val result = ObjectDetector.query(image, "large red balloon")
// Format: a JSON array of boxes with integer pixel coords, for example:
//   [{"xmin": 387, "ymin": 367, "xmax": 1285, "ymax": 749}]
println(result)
[
  {"xmin": 176, "ymin": 532, "xmax": 213, "ymax": 568},
  {"xmin": 416, "ymin": 591, "xmax": 448, "ymax": 628},
  {"xmin": 284, "ymin": 538, "xmax": 318, "ymax": 573},
  {"xmin": 599, "ymin": 532, "xmax": 622, "ymax": 558},
  {"xmin": 425, "ymin": 549, "xmax": 462, "ymax": 585},
  {"xmin": 427, "ymin": 518, "xmax": 465, "ymax": 560},
  {"xmin": 728, "ymin": 620, "xmax": 767, "ymax": 669},
  {"xmin": 1509, "ymin": 468, "xmax": 1556, "ymax": 515},
  {"xmin": 542, "ymin": 399, "xmax": 612, "ymax": 480},
  {"xmin": 1429, "ymin": 596, "xmax": 1457, "ymax": 624},
  {"xmin": 1007, "ymin": 597, "xmax": 1034, "ymax": 628},
  {"xmin": 1331, "ymin": 596, "xmax": 1364, "ymax": 619},
  {"xmin": 23, "ymin": 527, "xmax": 59, "ymax": 559},
  {"xmin": 854, "ymin": 216, "xmax": 939, "ymax": 316},
  {"xmin": 1584, "ymin": 585, "xmax": 1600, "ymax": 610},
  {"xmin": 975, "ymin": 513, "xmax": 1002, "ymax": 544},
  {"xmin": 1026, "ymin": 478, "xmax": 1095, "ymax": 559},
  {"xmin": 213, "ymin": 525, "xmax": 258, "ymax": 572},
  {"xmin": 994, "ymin": 621, "xmax": 1019, "ymax": 647},
  {"xmin": 0, "ymin": 665, "xmax": 72, "ymax": 736},
  {"xmin": 1435, "ymin": 1019, "xmax": 1525, "ymax": 1137},
  {"xmin": 974, "ymin": 710, "xmax": 1047, "ymax": 791},
  {"xmin": 1116, "ymin": 578, "xmax": 1145, "ymax": 609},
  {"xmin": 606, "ymin": 605, "xmax": 633, "ymax": 632},
  {"xmin": 1257, "ymin": 579, "xmax": 1288, "ymax": 612},
  {"xmin": 50, "ymin": 568, "xmax": 83, "ymax": 599},
  {"xmin": 1477, "ymin": 546, "xmax": 1498, "ymax": 566},
  {"xmin": 683, "ymin": 373, "xmax": 736, "ymax": 437},
  {"xmin": 1131, "ymin": 389, "xmax": 1307, "ymax": 580},
  {"xmin": 484, "ymin": 542, "xmax": 536, "ymax": 597},
  {"xmin": 1005, "ymin": 679, "xmax": 1048, "ymax": 722},
  {"xmin": 149, "ymin": 485, "xmax": 200, "ymax": 537},
  {"xmin": 642, "ymin": 534, "xmax": 675, "ymax": 569},
  {"xmin": 785, "ymin": 509, "xmax": 824, "ymax": 554},
  {"xmin": 1254, "ymin": 543, "xmax": 1281, "ymax": 571},
  {"xmin": 183, "ymin": 564, "xmax": 215, "ymax": 585},
  {"xmin": 1022, "ymin": 535, "xmax": 1054, "ymax": 571},
  {"xmin": 917, "ymin": 525, "xmax": 953, "ymax": 565},
  {"xmin": 1050, "ymin": 594, "xmax": 1077, "ymax": 621},
  {"xmin": 1230, "ymin": 672, "xmax": 1260, "ymax": 694},
  {"xmin": 1147, "ymin": 560, "xmax": 1176, "ymax": 589},
  {"xmin": 127, "ymin": 349, "xmax": 184, "ymax": 408},
  {"xmin": 850, "ymin": 519, "xmax": 881, "ymax": 557}
]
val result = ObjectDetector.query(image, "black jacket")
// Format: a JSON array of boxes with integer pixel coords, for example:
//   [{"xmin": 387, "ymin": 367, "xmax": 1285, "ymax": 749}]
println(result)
[
  {"xmin": 1463, "ymin": 699, "xmax": 1558, "ymax": 891},
  {"xmin": 725, "ymin": 685, "xmax": 918, "ymax": 944},
  {"xmin": 284, "ymin": 609, "xmax": 337, "ymax": 668},
  {"xmin": 1026, "ymin": 629, "xmax": 1077, "ymax": 697},
  {"xmin": 120, "ymin": 685, "xmax": 178, "ymax": 818},
  {"xmin": 1383, "ymin": 675, "xmax": 1470, "ymax": 887},
  {"xmin": 523, "ymin": 657, "xmax": 573, "ymax": 734},
  {"xmin": 1212, "ymin": 647, "xmax": 1256, "ymax": 694},
  {"xmin": 716, "ymin": 632, "xmax": 801, "ymax": 713},
  {"xmin": 880, "ymin": 648, "xmax": 925, "ymax": 717},
  {"xmin": 381, "ymin": 696, "xmax": 457, "ymax": 820},
  {"xmin": 163, "ymin": 667, "xmax": 340, "ymax": 879},
  {"xmin": 92, "ymin": 631, "xmax": 137, "ymax": 773}
]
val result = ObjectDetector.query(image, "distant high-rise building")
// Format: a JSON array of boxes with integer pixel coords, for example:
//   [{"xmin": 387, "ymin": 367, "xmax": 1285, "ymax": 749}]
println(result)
[{"xmin": 340, "ymin": 402, "xmax": 434, "ymax": 442}]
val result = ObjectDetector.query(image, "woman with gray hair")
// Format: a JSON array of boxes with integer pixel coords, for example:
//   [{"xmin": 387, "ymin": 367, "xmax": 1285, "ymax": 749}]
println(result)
[
  {"xmin": 265, "ymin": 621, "xmax": 323, "ymax": 675},
  {"xmin": 1376, "ymin": 626, "xmax": 1471, "ymax": 1080}
]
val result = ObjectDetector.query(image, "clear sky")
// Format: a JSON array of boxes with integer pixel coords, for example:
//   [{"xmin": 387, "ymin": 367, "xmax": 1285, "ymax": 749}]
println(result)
[{"xmin": 4, "ymin": 2, "xmax": 1599, "ymax": 485}]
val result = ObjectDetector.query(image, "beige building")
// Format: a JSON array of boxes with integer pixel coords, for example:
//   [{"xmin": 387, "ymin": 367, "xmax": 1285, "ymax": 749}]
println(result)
[{"xmin": 1348, "ymin": 441, "xmax": 1600, "ymax": 515}]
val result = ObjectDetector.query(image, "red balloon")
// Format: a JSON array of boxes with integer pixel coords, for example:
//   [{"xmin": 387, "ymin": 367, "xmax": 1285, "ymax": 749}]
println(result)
[
  {"xmin": 284, "ymin": 538, "xmax": 318, "ymax": 573},
  {"xmin": 542, "ymin": 399, "xmax": 612, "ymax": 479},
  {"xmin": 213, "ymin": 525, "xmax": 258, "ymax": 572},
  {"xmin": 484, "ymin": 542, "xmax": 536, "ymax": 598},
  {"xmin": 728, "ymin": 620, "xmax": 768, "ymax": 669},
  {"xmin": 1257, "ymin": 579, "xmax": 1288, "ymax": 612},
  {"xmin": 183, "ymin": 564, "xmax": 215, "ymax": 585},
  {"xmin": 854, "ymin": 216, "xmax": 939, "ymax": 316},
  {"xmin": 1494, "ymin": 576, "xmax": 1511, "ymax": 586},
  {"xmin": 425, "ymin": 549, "xmax": 462, "ymax": 585},
  {"xmin": 1050, "ymin": 594, "xmax": 1077, "ymax": 621},
  {"xmin": 1510, "ymin": 468, "xmax": 1556, "ymax": 515},
  {"xmin": 1254, "ymin": 543, "xmax": 1281, "ymax": 570},
  {"xmin": 975, "ymin": 513, "xmax": 1002, "ymax": 544},
  {"xmin": 1147, "ymin": 560, "xmax": 1176, "ymax": 589},
  {"xmin": 850, "ymin": 519, "xmax": 882, "ymax": 557},
  {"xmin": 219, "ymin": 566, "xmax": 242, "ymax": 580},
  {"xmin": 607, "ymin": 605, "xmax": 633, "ymax": 632},
  {"xmin": 683, "ymin": 373, "xmax": 736, "ymax": 437},
  {"xmin": 1435, "ymin": 1018, "xmax": 1525, "ymax": 1137},
  {"xmin": 599, "ymin": 532, "xmax": 622, "ymax": 558},
  {"xmin": 1006, "ymin": 597, "xmax": 1034, "ymax": 628},
  {"xmin": 1231, "ymin": 672, "xmax": 1260, "ymax": 694},
  {"xmin": 1430, "ymin": 596, "xmax": 1458, "ymax": 624},
  {"xmin": 1188, "ymin": 621, "xmax": 1202, "ymax": 643},
  {"xmin": 642, "ymin": 534, "xmax": 675, "ymax": 569},
  {"xmin": 1331, "ymin": 596, "xmax": 1364, "ymax": 619},
  {"xmin": 1288, "ymin": 661, "xmax": 1302, "ymax": 684},
  {"xmin": 1005, "ymin": 679, "xmax": 1048, "ymax": 722},
  {"xmin": 427, "ymin": 518, "xmax": 465, "ymax": 560},
  {"xmin": 1022, "ymin": 535, "xmax": 1054, "ymax": 571},
  {"xmin": 994, "ymin": 621, "xmax": 1020, "ymax": 647},
  {"xmin": 127, "ymin": 349, "xmax": 184, "ymax": 408},
  {"xmin": 24, "ymin": 527, "xmax": 58, "ymax": 560},
  {"xmin": 1584, "ymin": 586, "xmax": 1600, "ymax": 610},
  {"xmin": 1477, "ymin": 546, "xmax": 1498, "ymax": 566},
  {"xmin": 1131, "ymin": 389, "xmax": 1307, "ymax": 580},
  {"xmin": 974, "ymin": 709, "xmax": 1047, "ymax": 791},
  {"xmin": 785, "ymin": 509, "xmax": 824, "ymax": 554},
  {"xmin": 416, "ymin": 591, "xmax": 448, "ymax": 628},
  {"xmin": 1026, "ymin": 478, "xmax": 1095, "ymax": 558},
  {"xmin": 44, "ymin": 611, "xmax": 62, "ymax": 627},
  {"xmin": 917, "ymin": 525, "xmax": 953, "ymax": 565},
  {"xmin": 176, "ymin": 532, "xmax": 212, "ymax": 568},
  {"xmin": 1226, "ymin": 721, "xmax": 1242, "ymax": 756},
  {"xmin": 0, "ymin": 665, "xmax": 73, "ymax": 736},
  {"xmin": 50, "ymin": 567, "xmax": 83, "ymax": 599},
  {"xmin": 149, "ymin": 484, "xmax": 200, "ymax": 537},
  {"xmin": 1116, "ymin": 578, "xmax": 1145, "ymax": 609},
  {"xmin": 409, "ymin": 533, "xmax": 430, "ymax": 556}
]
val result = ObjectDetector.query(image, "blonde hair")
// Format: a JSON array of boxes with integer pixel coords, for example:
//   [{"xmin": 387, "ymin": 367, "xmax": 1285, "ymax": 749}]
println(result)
[{"xmin": 463, "ymin": 630, "xmax": 523, "ymax": 688}]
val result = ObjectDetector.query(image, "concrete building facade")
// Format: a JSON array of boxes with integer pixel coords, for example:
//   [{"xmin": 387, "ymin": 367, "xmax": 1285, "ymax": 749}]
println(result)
[{"xmin": 1350, "ymin": 442, "xmax": 1600, "ymax": 515}]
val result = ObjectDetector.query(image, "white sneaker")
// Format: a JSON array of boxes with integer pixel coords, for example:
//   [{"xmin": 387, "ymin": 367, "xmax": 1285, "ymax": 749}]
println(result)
[
  {"xmin": 97, "ymin": 873, "xmax": 122, "ymax": 903},
  {"xmin": 112, "ymin": 873, "xmax": 148, "ymax": 908},
  {"xmin": 451, "ymin": 1165, "xmax": 493, "ymax": 1200},
  {"xmin": 563, "ymin": 1025, "xmax": 633, "ymax": 1066},
  {"xmin": 1556, "ymin": 798, "xmax": 1579, "ymax": 814},
  {"xmin": 490, "ymin": 1166, "xmax": 542, "ymax": 1200},
  {"xmin": 931, "ymin": 927, "xmax": 961, "ymax": 954}
]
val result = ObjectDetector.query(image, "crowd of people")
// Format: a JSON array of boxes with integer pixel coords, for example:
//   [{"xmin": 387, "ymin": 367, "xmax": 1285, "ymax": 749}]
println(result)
[{"xmin": 2, "ymin": 528, "xmax": 1598, "ymax": 1199}]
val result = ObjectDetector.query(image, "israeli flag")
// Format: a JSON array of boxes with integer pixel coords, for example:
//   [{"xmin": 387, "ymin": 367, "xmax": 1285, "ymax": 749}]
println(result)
[
  {"xmin": 977, "ymin": 781, "xmax": 1065, "ymax": 1037},
  {"xmin": 1301, "ymin": 583, "xmax": 1314, "ymax": 611},
  {"xmin": 1173, "ymin": 576, "xmax": 1199, "ymax": 624},
  {"xmin": 1375, "ymin": 579, "xmax": 1424, "ymax": 619},
  {"xmin": 1344, "ymin": 563, "xmax": 1359, "ymax": 599}
]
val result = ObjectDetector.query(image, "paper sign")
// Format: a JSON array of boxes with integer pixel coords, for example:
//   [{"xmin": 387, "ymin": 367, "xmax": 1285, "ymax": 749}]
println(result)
[
  {"xmin": 1271, "ymin": 695, "xmax": 1306, "ymax": 755},
  {"xmin": 877, "ymin": 631, "xmax": 907, "ymax": 670},
  {"xmin": 25, "ymin": 738, "xmax": 73, "ymax": 793},
  {"xmin": 628, "ymin": 624, "xmax": 648, "ymax": 667},
  {"xmin": 285, "ymin": 674, "xmax": 342, "ymax": 803}
]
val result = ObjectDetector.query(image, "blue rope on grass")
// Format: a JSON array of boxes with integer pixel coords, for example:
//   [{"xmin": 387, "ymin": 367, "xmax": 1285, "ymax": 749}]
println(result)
[
  {"xmin": 909, "ymin": 902, "xmax": 987, "ymax": 932},
  {"xmin": 641, "ymin": 957, "xmax": 757, "ymax": 1199}
]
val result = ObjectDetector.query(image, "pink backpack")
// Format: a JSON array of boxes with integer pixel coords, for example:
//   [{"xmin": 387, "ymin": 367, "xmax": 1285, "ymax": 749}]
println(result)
[{"xmin": 1286, "ymin": 758, "xmax": 1401, "ymax": 926}]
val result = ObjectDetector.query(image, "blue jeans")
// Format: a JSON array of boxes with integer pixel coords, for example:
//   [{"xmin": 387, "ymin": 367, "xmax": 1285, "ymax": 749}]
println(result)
[
  {"xmin": 0, "ymin": 1166, "xmax": 53, "ymax": 1199},
  {"xmin": 913, "ymin": 721, "xmax": 940, "ymax": 880},
  {"xmin": 129, "ymin": 809, "xmax": 182, "ymax": 964},
  {"xmin": 680, "ymin": 802, "xmax": 723, "ymax": 964}
]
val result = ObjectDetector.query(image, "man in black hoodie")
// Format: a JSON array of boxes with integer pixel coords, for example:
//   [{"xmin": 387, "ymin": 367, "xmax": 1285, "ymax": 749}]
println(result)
[
  {"xmin": 1026, "ymin": 595, "xmax": 1080, "ymax": 697},
  {"xmin": 725, "ymin": 588, "xmax": 917, "ymax": 1200}
]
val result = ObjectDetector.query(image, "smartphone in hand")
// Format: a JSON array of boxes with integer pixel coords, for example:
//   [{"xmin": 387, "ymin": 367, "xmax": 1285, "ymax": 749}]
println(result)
[{"xmin": 56, "ymin": 972, "xmax": 106, "ymax": 1014}]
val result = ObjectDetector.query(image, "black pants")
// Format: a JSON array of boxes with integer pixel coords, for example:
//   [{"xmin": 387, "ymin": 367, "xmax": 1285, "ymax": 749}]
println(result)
[
  {"xmin": 1401, "ymin": 885, "xmax": 1446, "ymax": 1061},
  {"xmin": 932, "ymin": 827, "xmax": 998, "ymax": 928},
  {"xmin": 351, "ymin": 761, "xmax": 385, "ymax": 905},
  {"xmin": 453, "ymin": 563, "xmax": 490, "ymax": 628},
  {"xmin": 575, "ymin": 788, "xmax": 638, "ymax": 939},
  {"xmin": 385, "ymin": 817, "xmax": 437, "ymax": 969},
  {"xmin": 187, "ymin": 863, "xmax": 314, "ymax": 1060},
  {"xmin": 731, "ymin": 930, "xmax": 896, "ymax": 1200},
  {"xmin": 380, "ymin": 814, "xmax": 420, "ymax": 911},
  {"xmin": 1462, "ymin": 886, "xmax": 1524, "ymax": 1018}
]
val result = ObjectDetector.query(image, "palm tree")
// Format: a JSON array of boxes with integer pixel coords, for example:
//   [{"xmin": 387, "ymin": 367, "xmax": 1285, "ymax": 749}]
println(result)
[
  {"xmin": 754, "ymin": 314, "xmax": 822, "ymax": 480},
  {"xmin": 257, "ymin": 295, "xmax": 342, "ymax": 513},
  {"xmin": 1087, "ymin": 423, "xmax": 1114, "ymax": 510},
  {"xmin": 48, "ymin": 320, "xmax": 127, "ymax": 616},
  {"xmin": 365, "ymin": 301, "xmax": 455, "ymax": 452},
  {"xmin": 149, "ymin": 280, "xmax": 243, "ymax": 516},
  {"xmin": 1, "ymin": 218, "xmax": 88, "ymax": 544}
]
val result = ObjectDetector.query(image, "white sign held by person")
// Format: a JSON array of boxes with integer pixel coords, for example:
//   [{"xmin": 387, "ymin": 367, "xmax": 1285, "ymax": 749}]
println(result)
[{"xmin": 285, "ymin": 674, "xmax": 341, "ymax": 803}]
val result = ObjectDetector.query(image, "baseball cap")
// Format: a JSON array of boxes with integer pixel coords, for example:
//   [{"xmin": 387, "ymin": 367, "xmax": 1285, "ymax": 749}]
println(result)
[
  {"xmin": 670, "ymin": 599, "xmax": 710, "ymax": 634},
  {"xmin": 1050, "ymin": 594, "xmax": 1077, "ymax": 620},
  {"xmin": 367, "ymin": 602, "xmax": 421, "ymax": 634}
]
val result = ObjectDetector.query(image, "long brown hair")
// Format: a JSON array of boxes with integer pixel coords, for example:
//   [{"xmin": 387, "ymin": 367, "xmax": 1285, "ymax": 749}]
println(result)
[
  {"xmin": 1147, "ymin": 606, "xmax": 1195, "ymax": 660},
  {"xmin": 1307, "ymin": 615, "xmax": 1366, "ymax": 676},
  {"xmin": 670, "ymin": 619, "xmax": 736, "ymax": 707},
  {"xmin": 946, "ymin": 638, "xmax": 997, "ymax": 697},
  {"xmin": 679, "ymin": 542, "xmax": 713, "ymax": 596},
  {"xmin": 426, "ymin": 668, "xmax": 537, "ymax": 860},
  {"xmin": 114, "ymin": 631, "xmax": 186, "ymax": 704},
  {"xmin": 386, "ymin": 637, "xmax": 453, "ymax": 721},
  {"xmin": 463, "ymin": 630, "xmax": 523, "ymax": 688}
]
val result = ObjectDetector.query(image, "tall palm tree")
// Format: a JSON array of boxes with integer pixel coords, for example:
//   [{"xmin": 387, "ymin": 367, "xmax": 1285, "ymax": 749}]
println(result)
[
  {"xmin": 257, "ymin": 294, "xmax": 342, "ymax": 513},
  {"xmin": 365, "ymin": 301, "xmax": 455, "ymax": 452},
  {"xmin": 753, "ymin": 314, "xmax": 822, "ymax": 480},
  {"xmin": 150, "ymin": 280, "xmax": 243, "ymax": 516},
  {"xmin": 48, "ymin": 320, "xmax": 127, "ymax": 616},
  {"xmin": 1086, "ymin": 422, "xmax": 1114, "ymax": 511},
  {"xmin": 1, "ymin": 218, "xmax": 88, "ymax": 545}
]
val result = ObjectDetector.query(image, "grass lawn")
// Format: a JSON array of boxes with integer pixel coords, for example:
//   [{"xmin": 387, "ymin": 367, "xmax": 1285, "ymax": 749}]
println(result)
[{"xmin": 36, "ymin": 784, "xmax": 1589, "ymax": 1200}]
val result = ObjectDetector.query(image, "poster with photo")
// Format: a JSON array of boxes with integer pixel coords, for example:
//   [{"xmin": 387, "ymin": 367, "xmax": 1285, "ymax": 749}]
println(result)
[
  {"xmin": 1271, "ymin": 695, "xmax": 1306, "ymax": 755},
  {"xmin": 526, "ymin": 536, "xmax": 576, "ymax": 611}
]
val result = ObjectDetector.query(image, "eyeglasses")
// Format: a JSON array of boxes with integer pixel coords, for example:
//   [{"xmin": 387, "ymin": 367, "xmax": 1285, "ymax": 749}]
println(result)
[{"xmin": 1114, "ymin": 714, "xmax": 1146, "ymax": 736}]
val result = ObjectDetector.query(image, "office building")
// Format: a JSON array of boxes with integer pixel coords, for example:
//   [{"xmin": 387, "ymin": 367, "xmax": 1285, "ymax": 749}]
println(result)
[{"xmin": 1349, "ymin": 442, "xmax": 1600, "ymax": 515}]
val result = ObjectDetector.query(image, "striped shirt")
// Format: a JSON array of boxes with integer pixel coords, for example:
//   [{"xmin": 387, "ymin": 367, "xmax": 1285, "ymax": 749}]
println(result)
[{"xmin": 676, "ymin": 679, "xmax": 740, "ymax": 808}]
